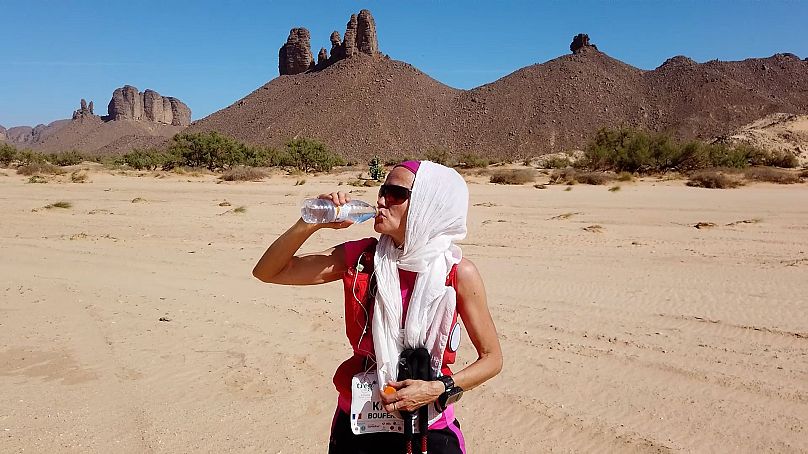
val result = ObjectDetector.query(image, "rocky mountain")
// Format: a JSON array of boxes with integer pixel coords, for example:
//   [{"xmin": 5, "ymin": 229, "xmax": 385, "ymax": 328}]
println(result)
[
  {"xmin": 107, "ymin": 86, "xmax": 190, "ymax": 126},
  {"xmin": 190, "ymin": 10, "xmax": 808, "ymax": 160},
  {"xmin": 2, "ymin": 86, "xmax": 190, "ymax": 153}
]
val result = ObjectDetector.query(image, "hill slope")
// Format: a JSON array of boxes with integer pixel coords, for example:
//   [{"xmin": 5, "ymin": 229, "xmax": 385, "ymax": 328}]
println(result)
[{"xmin": 191, "ymin": 49, "xmax": 808, "ymax": 160}]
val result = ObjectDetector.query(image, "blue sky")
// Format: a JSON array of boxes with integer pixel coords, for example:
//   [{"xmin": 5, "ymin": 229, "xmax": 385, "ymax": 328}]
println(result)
[{"xmin": 1, "ymin": 0, "xmax": 806, "ymax": 127}]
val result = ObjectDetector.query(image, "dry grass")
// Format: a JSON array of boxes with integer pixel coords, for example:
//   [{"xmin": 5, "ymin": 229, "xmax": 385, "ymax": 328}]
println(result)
[
  {"xmin": 233, "ymin": 206, "xmax": 247, "ymax": 214},
  {"xmin": 617, "ymin": 172, "xmax": 634, "ymax": 182},
  {"xmin": 70, "ymin": 170, "xmax": 88, "ymax": 183},
  {"xmin": 726, "ymin": 218, "xmax": 762, "ymax": 226},
  {"xmin": 490, "ymin": 169, "xmax": 536, "ymax": 185},
  {"xmin": 17, "ymin": 163, "xmax": 64, "ymax": 176},
  {"xmin": 564, "ymin": 186, "xmax": 572, "ymax": 192},
  {"xmin": 295, "ymin": 179, "xmax": 306, "ymax": 186},
  {"xmin": 686, "ymin": 170, "xmax": 743, "ymax": 189},
  {"xmin": 743, "ymin": 167, "xmax": 801, "ymax": 184},
  {"xmin": 548, "ymin": 212, "xmax": 580, "ymax": 220},
  {"xmin": 27, "ymin": 175, "xmax": 47, "ymax": 184},
  {"xmin": 219, "ymin": 166, "xmax": 268, "ymax": 182},
  {"xmin": 582, "ymin": 225, "xmax": 604, "ymax": 233},
  {"xmin": 549, "ymin": 168, "xmax": 614, "ymax": 185},
  {"xmin": 348, "ymin": 179, "xmax": 380, "ymax": 187},
  {"xmin": 131, "ymin": 197, "xmax": 146, "ymax": 203},
  {"xmin": 534, "ymin": 184, "xmax": 547, "ymax": 189},
  {"xmin": 800, "ymin": 169, "xmax": 808, "ymax": 179},
  {"xmin": 45, "ymin": 201, "xmax": 72, "ymax": 209},
  {"xmin": 608, "ymin": 185, "xmax": 621, "ymax": 192},
  {"xmin": 219, "ymin": 201, "xmax": 232, "ymax": 207}
]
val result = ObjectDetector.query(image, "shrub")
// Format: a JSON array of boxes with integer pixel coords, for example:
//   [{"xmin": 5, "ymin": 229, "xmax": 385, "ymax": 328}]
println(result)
[
  {"xmin": 70, "ymin": 170, "xmax": 88, "ymax": 183},
  {"xmin": 51, "ymin": 150, "xmax": 84, "ymax": 166},
  {"xmin": 574, "ymin": 171, "xmax": 613, "ymax": 185},
  {"xmin": 17, "ymin": 162, "xmax": 63, "ymax": 176},
  {"xmin": 457, "ymin": 153, "xmax": 490, "ymax": 169},
  {"xmin": 617, "ymin": 172, "xmax": 634, "ymax": 182},
  {"xmin": 27, "ymin": 175, "xmax": 47, "ymax": 183},
  {"xmin": 582, "ymin": 127, "xmax": 794, "ymax": 173},
  {"xmin": 686, "ymin": 170, "xmax": 743, "ymax": 189},
  {"xmin": 542, "ymin": 156, "xmax": 572, "ymax": 169},
  {"xmin": 765, "ymin": 150, "xmax": 799, "ymax": 168},
  {"xmin": 385, "ymin": 156, "xmax": 417, "ymax": 166},
  {"xmin": 800, "ymin": 169, "xmax": 808, "ymax": 179},
  {"xmin": 424, "ymin": 148, "xmax": 451, "ymax": 166},
  {"xmin": 608, "ymin": 185, "xmax": 621, "ymax": 192},
  {"xmin": 490, "ymin": 169, "xmax": 536, "ymax": 185},
  {"xmin": 549, "ymin": 168, "xmax": 576, "ymax": 185},
  {"xmin": 285, "ymin": 137, "xmax": 344, "ymax": 173},
  {"xmin": 743, "ymin": 167, "xmax": 801, "ymax": 184},
  {"xmin": 219, "ymin": 166, "xmax": 268, "ymax": 181},
  {"xmin": 0, "ymin": 143, "xmax": 17, "ymax": 167},
  {"xmin": 121, "ymin": 149, "xmax": 175, "ymax": 170},
  {"xmin": 17, "ymin": 149, "xmax": 48, "ymax": 166},
  {"xmin": 368, "ymin": 156, "xmax": 386, "ymax": 181}
]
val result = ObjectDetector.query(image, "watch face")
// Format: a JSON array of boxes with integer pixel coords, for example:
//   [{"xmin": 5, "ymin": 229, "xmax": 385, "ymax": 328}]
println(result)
[{"xmin": 445, "ymin": 388, "xmax": 463, "ymax": 405}]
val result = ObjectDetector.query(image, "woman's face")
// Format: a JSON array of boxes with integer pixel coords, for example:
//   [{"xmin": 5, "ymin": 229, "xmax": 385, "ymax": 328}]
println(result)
[{"xmin": 373, "ymin": 166, "xmax": 415, "ymax": 246}]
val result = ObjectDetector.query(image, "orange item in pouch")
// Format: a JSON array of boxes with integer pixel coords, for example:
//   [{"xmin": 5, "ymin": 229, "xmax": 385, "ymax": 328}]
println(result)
[{"xmin": 383, "ymin": 385, "xmax": 396, "ymax": 395}]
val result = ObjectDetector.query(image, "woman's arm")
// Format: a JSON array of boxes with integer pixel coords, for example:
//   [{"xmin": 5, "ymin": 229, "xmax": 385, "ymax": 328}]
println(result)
[
  {"xmin": 449, "ymin": 257, "xmax": 503, "ymax": 390},
  {"xmin": 381, "ymin": 258, "xmax": 503, "ymax": 412},
  {"xmin": 252, "ymin": 192, "xmax": 354, "ymax": 285}
]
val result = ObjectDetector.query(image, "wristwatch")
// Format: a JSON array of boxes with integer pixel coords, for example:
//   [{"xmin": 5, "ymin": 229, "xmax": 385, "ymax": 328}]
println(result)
[{"xmin": 435, "ymin": 375, "xmax": 463, "ymax": 412}]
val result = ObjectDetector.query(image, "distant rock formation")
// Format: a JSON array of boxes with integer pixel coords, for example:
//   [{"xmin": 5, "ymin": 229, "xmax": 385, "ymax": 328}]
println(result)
[
  {"xmin": 570, "ymin": 33, "xmax": 597, "ymax": 54},
  {"xmin": 107, "ymin": 85, "xmax": 191, "ymax": 126},
  {"xmin": 658, "ymin": 56, "xmax": 697, "ymax": 69},
  {"xmin": 279, "ymin": 28, "xmax": 315, "ymax": 75},
  {"xmin": 0, "ymin": 125, "xmax": 6, "ymax": 142},
  {"xmin": 278, "ymin": 9, "xmax": 381, "ymax": 76},
  {"xmin": 72, "ymin": 99, "xmax": 96, "ymax": 120}
]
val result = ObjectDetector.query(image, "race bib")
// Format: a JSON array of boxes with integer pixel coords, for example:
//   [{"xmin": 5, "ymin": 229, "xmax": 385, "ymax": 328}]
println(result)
[{"xmin": 350, "ymin": 371, "xmax": 440, "ymax": 435}]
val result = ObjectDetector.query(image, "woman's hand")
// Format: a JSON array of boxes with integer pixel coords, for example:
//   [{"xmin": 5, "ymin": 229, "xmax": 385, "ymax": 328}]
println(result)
[
  {"xmin": 380, "ymin": 379, "xmax": 445, "ymax": 413},
  {"xmin": 315, "ymin": 191, "xmax": 355, "ymax": 230}
]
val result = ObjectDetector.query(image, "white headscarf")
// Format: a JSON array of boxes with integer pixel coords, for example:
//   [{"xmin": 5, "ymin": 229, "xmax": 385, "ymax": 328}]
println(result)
[{"xmin": 372, "ymin": 161, "xmax": 469, "ymax": 386}]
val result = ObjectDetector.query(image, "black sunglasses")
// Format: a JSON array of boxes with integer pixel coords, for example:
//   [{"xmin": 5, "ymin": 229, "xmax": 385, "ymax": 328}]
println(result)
[{"xmin": 378, "ymin": 184, "xmax": 412, "ymax": 204}]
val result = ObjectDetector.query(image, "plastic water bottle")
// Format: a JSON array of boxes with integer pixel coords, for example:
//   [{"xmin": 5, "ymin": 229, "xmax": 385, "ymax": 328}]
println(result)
[{"xmin": 300, "ymin": 198, "xmax": 378, "ymax": 224}]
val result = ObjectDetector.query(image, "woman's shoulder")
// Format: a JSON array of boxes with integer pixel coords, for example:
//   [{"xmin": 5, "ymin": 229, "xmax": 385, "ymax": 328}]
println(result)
[
  {"xmin": 341, "ymin": 237, "xmax": 378, "ymax": 267},
  {"xmin": 455, "ymin": 257, "xmax": 484, "ymax": 294},
  {"xmin": 456, "ymin": 257, "xmax": 479, "ymax": 278}
]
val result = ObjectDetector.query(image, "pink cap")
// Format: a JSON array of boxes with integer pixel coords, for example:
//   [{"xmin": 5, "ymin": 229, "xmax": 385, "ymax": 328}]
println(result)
[{"xmin": 394, "ymin": 160, "xmax": 420, "ymax": 175}]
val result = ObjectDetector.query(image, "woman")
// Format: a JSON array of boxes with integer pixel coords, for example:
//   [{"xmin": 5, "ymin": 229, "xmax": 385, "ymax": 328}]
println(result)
[{"xmin": 253, "ymin": 161, "xmax": 502, "ymax": 453}]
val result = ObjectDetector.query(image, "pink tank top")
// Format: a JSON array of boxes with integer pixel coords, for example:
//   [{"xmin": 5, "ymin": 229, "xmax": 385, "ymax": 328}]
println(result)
[{"xmin": 339, "ymin": 238, "xmax": 457, "ymax": 429}]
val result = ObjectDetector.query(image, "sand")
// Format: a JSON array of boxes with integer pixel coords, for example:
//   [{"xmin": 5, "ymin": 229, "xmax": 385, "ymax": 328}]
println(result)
[{"xmin": 1, "ymin": 166, "xmax": 806, "ymax": 453}]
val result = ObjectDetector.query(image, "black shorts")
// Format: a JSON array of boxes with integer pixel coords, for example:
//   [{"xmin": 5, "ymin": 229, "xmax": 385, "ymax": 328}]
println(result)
[{"xmin": 328, "ymin": 410, "xmax": 466, "ymax": 454}]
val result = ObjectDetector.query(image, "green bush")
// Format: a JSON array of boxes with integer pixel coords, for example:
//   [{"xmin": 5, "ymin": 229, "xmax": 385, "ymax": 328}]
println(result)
[
  {"xmin": 457, "ymin": 153, "xmax": 490, "ymax": 169},
  {"xmin": 17, "ymin": 162, "xmax": 63, "ymax": 176},
  {"xmin": 17, "ymin": 149, "xmax": 48, "ymax": 166},
  {"xmin": 285, "ymin": 137, "xmax": 344, "ymax": 173},
  {"xmin": 542, "ymin": 156, "xmax": 572, "ymax": 169},
  {"xmin": 368, "ymin": 156, "xmax": 386, "ymax": 181},
  {"xmin": 51, "ymin": 150, "xmax": 84, "ymax": 166},
  {"xmin": 0, "ymin": 143, "xmax": 17, "ymax": 167},
  {"xmin": 582, "ymin": 128, "xmax": 794, "ymax": 173},
  {"xmin": 122, "ymin": 149, "xmax": 174, "ymax": 171},
  {"xmin": 424, "ymin": 148, "xmax": 451, "ymax": 166}
]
